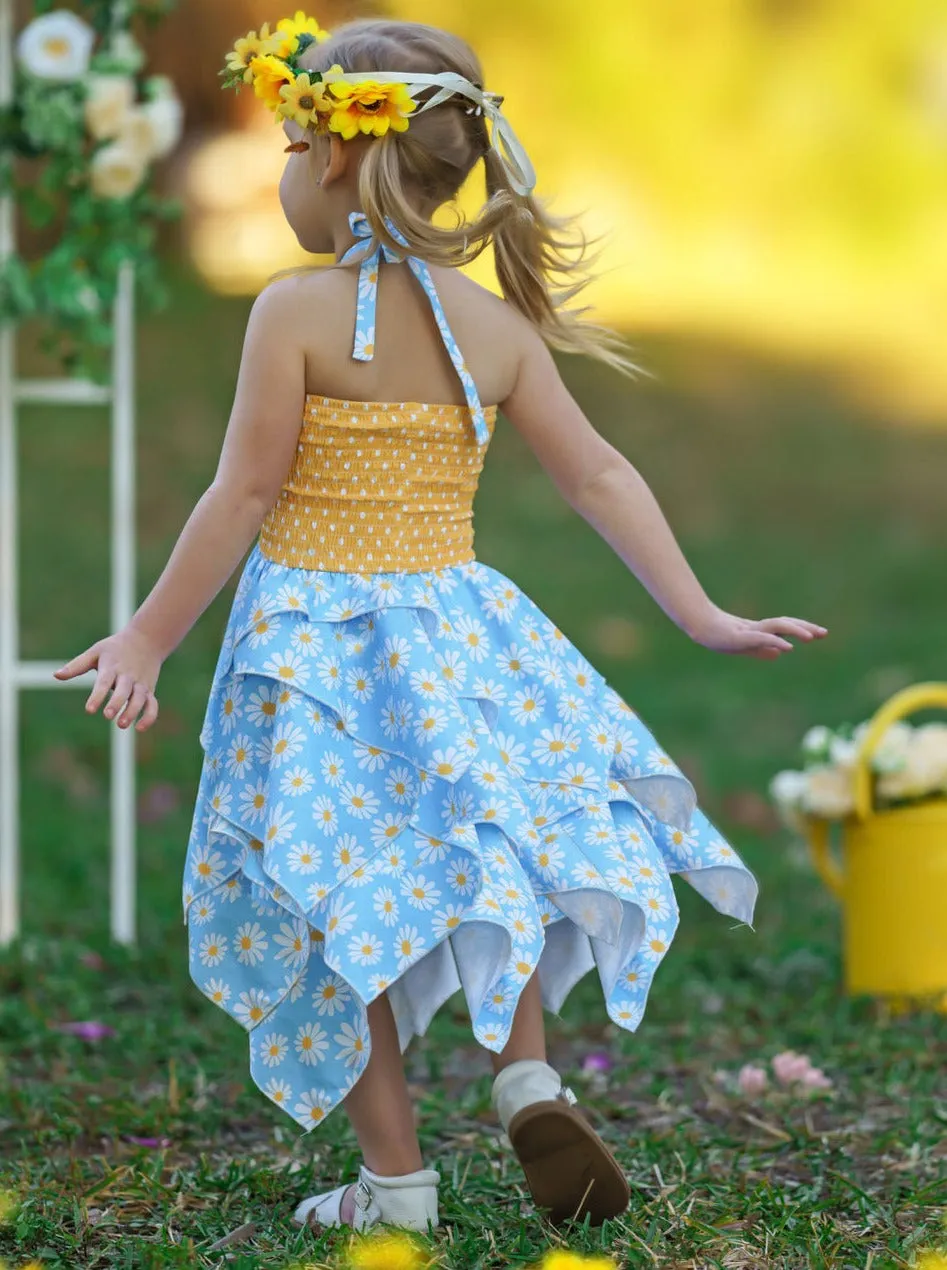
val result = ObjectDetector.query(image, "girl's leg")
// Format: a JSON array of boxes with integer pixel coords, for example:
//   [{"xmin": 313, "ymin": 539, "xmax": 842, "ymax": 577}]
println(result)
[
  {"xmin": 490, "ymin": 970, "xmax": 546, "ymax": 1073},
  {"xmin": 344, "ymin": 992, "xmax": 424, "ymax": 1175}
]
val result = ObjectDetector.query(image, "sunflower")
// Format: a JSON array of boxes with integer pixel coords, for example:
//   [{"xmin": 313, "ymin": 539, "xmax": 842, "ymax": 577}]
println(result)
[
  {"xmin": 324, "ymin": 78, "xmax": 417, "ymax": 140},
  {"xmin": 250, "ymin": 53, "xmax": 296, "ymax": 114},
  {"xmin": 225, "ymin": 23, "xmax": 281, "ymax": 84},
  {"xmin": 279, "ymin": 72, "xmax": 329, "ymax": 129},
  {"xmin": 274, "ymin": 9, "xmax": 331, "ymax": 58}
]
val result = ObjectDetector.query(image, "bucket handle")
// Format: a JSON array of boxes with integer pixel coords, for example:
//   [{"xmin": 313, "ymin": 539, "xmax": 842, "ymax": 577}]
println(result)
[
  {"xmin": 807, "ymin": 815, "xmax": 844, "ymax": 898},
  {"xmin": 853, "ymin": 681, "xmax": 947, "ymax": 820}
]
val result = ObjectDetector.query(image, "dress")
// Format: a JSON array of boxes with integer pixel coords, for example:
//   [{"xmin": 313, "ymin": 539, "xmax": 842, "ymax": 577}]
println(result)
[{"xmin": 182, "ymin": 212, "xmax": 758, "ymax": 1132}]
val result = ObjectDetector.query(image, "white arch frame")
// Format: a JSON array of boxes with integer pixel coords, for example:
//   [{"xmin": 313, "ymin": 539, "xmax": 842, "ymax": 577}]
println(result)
[{"xmin": 0, "ymin": 0, "xmax": 138, "ymax": 945}]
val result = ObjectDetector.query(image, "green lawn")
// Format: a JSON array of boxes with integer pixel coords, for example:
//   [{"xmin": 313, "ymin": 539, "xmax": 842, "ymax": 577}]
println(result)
[{"xmin": 2, "ymin": 268, "xmax": 946, "ymax": 1269}]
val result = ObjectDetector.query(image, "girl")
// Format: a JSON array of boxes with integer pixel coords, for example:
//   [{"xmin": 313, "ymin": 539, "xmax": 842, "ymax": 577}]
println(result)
[{"xmin": 56, "ymin": 13, "xmax": 827, "ymax": 1235}]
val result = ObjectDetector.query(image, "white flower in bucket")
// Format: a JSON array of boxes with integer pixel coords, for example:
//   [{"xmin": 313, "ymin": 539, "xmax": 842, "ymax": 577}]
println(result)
[
  {"xmin": 16, "ymin": 10, "xmax": 95, "ymax": 81},
  {"xmin": 85, "ymin": 75, "xmax": 137, "ymax": 142}
]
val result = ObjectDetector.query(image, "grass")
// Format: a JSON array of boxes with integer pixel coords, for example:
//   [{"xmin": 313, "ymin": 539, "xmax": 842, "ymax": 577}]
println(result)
[{"xmin": 2, "ymin": 266, "xmax": 947, "ymax": 1268}]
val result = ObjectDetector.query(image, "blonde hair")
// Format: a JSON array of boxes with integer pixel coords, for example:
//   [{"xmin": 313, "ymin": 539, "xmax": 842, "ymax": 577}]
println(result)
[{"xmin": 299, "ymin": 19, "xmax": 644, "ymax": 378}]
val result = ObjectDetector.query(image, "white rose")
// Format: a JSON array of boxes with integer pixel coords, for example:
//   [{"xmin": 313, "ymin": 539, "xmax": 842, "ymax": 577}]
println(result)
[
  {"xmin": 90, "ymin": 143, "xmax": 147, "ymax": 199},
  {"xmin": 869, "ymin": 721, "xmax": 913, "ymax": 775},
  {"xmin": 17, "ymin": 10, "xmax": 95, "ymax": 81},
  {"xmin": 85, "ymin": 75, "xmax": 136, "ymax": 142},
  {"xmin": 801, "ymin": 764, "xmax": 855, "ymax": 819},
  {"xmin": 877, "ymin": 724, "xmax": 947, "ymax": 802},
  {"xmin": 119, "ymin": 94, "xmax": 184, "ymax": 162},
  {"xmin": 801, "ymin": 725, "xmax": 832, "ymax": 758},
  {"xmin": 769, "ymin": 769, "xmax": 808, "ymax": 833},
  {"xmin": 828, "ymin": 736, "xmax": 858, "ymax": 770}
]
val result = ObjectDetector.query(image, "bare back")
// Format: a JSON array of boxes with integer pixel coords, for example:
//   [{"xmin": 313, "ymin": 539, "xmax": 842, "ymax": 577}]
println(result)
[{"xmin": 296, "ymin": 260, "xmax": 525, "ymax": 408}]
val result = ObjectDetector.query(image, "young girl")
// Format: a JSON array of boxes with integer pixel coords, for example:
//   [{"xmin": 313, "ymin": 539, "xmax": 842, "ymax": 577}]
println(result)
[{"xmin": 57, "ymin": 13, "xmax": 827, "ymax": 1235}]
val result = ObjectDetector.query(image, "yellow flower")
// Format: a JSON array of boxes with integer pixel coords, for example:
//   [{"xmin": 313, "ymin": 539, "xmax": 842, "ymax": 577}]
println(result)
[
  {"xmin": 325, "ymin": 78, "xmax": 417, "ymax": 140},
  {"xmin": 250, "ymin": 53, "xmax": 296, "ymax": 114},
  {"xmin": 225, "ymin": 23, "xmax": 281, "ymax": 84},
  {"xmin": 344, "ymin": 1230, "xmax": 433, "ymax": 1270},
  {"xmin": 916, "ymin": 1254, "xmax": 947, "ymax": 1270},
  {"xmin": 279, "ymin": 72, "xmax": 329, "ymax": 129},
  {"xmin": 536, "ymin": 1254, "xmax": 618, "ymax": 1270},
  {"xmin": 274, "ymin": 10, "xmax": 331, "ymax": 57}
]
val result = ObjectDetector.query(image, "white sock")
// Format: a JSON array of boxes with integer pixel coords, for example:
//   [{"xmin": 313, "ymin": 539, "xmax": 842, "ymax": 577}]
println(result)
[{"xmin": 491, "ymin": 1059, "xmax": 562, "ymax": 1135}]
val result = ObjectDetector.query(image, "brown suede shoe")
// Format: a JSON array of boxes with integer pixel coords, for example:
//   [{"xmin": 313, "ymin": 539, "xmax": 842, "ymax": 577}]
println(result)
[{"xmin": 507, "ymin": 1092, "xmax": 630, "ymax": 1225}]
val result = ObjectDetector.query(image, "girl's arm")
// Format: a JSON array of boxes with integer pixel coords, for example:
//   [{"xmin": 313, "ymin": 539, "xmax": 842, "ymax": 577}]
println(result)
[
  {"xmin": 54, "ymin": 279, "xmax": 310, "ymax": 729},
  {"xmin": 501, "ymin": 331, "xmax": 827, "ymax": 659}
]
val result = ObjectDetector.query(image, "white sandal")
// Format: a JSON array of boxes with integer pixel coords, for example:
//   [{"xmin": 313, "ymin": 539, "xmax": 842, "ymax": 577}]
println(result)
[{"xmin": 293, "ymin": 1162, "xmax": 440, "ymax": 1232}]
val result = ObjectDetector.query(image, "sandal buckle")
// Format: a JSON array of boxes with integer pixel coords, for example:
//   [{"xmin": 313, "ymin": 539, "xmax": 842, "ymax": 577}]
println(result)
[
  {"xmin": 558, "ymin": 1085, "xmax": 578, "ymax": 1106},
  {"xmin": 353, "ymin": 1180, "xmax": 374, "ymax": 1212}
]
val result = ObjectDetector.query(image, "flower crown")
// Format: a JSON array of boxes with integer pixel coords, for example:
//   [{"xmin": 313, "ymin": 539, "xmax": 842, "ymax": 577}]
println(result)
[{"xmin": 220, "ymin": 11, "xmax": 537, "ymax": 195}]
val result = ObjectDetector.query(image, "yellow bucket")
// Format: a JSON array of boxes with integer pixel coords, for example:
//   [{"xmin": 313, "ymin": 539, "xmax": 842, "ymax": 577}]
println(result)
[{"xmin": 807, "ymin": 681, "xmax": 947, "ymax": 1004}]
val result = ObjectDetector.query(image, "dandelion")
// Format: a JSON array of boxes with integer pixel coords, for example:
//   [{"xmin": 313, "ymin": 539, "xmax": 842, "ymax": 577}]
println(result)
[
  {"xmin": 344, "ymin": 1229, "xmax": 434, "ymax": 1270},
  {"xmin": 535, "ymin": 1251, "xmax": 618, "ymax": 1270}
]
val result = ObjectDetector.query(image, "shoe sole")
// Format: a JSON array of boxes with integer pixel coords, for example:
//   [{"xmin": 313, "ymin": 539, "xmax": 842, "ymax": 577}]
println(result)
[{"xmin": 507, "ymin": 1099, "xmax": 630, "ymax": 1225}]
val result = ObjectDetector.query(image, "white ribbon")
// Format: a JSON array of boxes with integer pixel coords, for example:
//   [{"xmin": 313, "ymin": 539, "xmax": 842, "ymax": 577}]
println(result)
[{"xmin": 332, "ymin": 69, "xmax": 537, "ymax": 197}]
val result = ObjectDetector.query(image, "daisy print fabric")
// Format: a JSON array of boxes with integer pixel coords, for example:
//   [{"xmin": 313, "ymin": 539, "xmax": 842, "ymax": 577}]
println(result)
[{"xmin": 183, "ymin": 545, "xmax": 758, "ymax": 1130}]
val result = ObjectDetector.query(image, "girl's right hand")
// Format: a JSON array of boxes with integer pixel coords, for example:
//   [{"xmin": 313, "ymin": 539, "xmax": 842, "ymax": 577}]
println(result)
[
  {"xmin": 689, "ymin": 605, "xmax": 828, "ymax": 660},
  {"xmin": 54, "ymin": 625, "xmax": 163, "ymax": 731}
]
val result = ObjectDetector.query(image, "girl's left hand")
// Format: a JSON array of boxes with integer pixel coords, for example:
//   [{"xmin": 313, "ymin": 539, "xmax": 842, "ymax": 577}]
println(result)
[
  {"xmin": 54, "ymin": 625, "xmax": 163, "ymax": 730},
  {"xmin": 689, "ymin": 605, "xmax": 828, "ymax": 660}
]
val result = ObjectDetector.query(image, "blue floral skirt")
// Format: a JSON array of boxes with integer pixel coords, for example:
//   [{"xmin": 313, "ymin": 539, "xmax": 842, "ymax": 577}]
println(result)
[{"xmin": 182, "ymin": 545, "xmax": 758, "ymax": 1131}]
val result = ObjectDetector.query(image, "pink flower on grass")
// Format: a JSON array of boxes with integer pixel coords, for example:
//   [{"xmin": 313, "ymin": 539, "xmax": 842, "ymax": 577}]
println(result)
[
  {"xmin": 54, "ymin": 1021, "xmax": 115, "ymax": 1041},
  {"xmin": 581, "ymin": 1052, "xmax": 613, "ymax": 1075},
  {"xmin": 772, "ymin": 1050, "xmax": 812, "ymax": 1086},
  {"xmin": 772, "ymin": 1050, "xmax": 833, "ymax": 1091},
  {"xmin": 737, "ymin": 1063, "xmax": 768, "ymax": 1096}
]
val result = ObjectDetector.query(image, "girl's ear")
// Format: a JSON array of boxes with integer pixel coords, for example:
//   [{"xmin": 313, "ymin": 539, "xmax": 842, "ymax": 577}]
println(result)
[{"xmin": 320, "ymin": 133, "xmax": 349, "ymax": 187}]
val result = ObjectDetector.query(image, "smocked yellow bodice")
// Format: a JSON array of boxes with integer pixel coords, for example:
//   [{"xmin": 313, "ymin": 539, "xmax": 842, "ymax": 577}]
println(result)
[{"xmin": 259, "ymin": 396, "xmax": 497, "ymax": 573}]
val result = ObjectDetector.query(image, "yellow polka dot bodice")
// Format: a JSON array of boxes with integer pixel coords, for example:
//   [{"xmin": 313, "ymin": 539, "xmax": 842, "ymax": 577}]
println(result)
[{"xmin": 258, "ymin": 396, "xmax": 497, "ymax": 573}]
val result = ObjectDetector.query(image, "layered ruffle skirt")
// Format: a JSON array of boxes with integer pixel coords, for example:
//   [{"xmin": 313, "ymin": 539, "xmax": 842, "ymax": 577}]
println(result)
[{"xmin": 183, "ymin": 546, "xmax": 758, "ymax": 1130}]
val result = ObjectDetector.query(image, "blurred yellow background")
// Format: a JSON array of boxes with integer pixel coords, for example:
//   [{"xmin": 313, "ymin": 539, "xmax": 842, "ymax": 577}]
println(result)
[{"xmin": 182, "ymin": 0, "xmax": 947, "ymax": 424}]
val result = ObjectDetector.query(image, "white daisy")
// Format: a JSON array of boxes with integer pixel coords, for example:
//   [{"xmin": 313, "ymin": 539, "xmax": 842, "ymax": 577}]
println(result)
[
  {"xmin": 311, "ymin": 794, "xmax": 338, "ymax": 835},
  {"xmin": 312, "ymin": 973, "xmax": 351, "ymax": 1016},
  {"xmin": 273, "ymin": 920, "xmax": 308, "ymax": 967},
  {"xmin": 197, "ymin": 931, "xmax": 227, "ymax": 966},
  {"xmin": 348, "ymin": 931, "xmax": 383, "ymax": 966},
  {"xmin": 643, "ymin": 926, "xmax": 673, "ymax": 960},
  {"xmin": 246, "ymin": 613, "xmax": 280, "ymax": 650},
  {"xmin": 402, "ymin": 872, "xmax": 442, "ymax": 911},
  {"xmin": 290, "ymin": 622, "xmax": 323, "ymax": 658},
  {"xmin": 294, "ymin": 1088, "xmax": 333, "ymax": 1126},
  {"xmin": 409, "ymin": 667, "xmax": 447, "ymax": 700},
  {"xmin": 334, "ymin": 1019, "xmax": 370, "ymax": 1068},
  {"xmin": 204, "ymin": 977, "xmax": 231, "ymax": 1005},
  {"xmin": 190, "ymin": 897, "xmax": 216, "ymax": 926},
  {"xmin": 325, "ymin": 896, "xmax": 358, "ymax": 937},
  {"xmin": 532, "ymin": 842, "xmax": 566, "ymax": 881},
  {"xmin": 435, "ymin": 649, "xmax": 467, "ymax": 691},
  {"xmin": 316, "ymin": 654, "xmax": 343, "ymax": 694},
  {"xmin": 384, "ymin": 766, "xmax": 417, "ymax": 805},
  {"xmin": 234, "ymin": 988, "xmax": 270, "ymax": 1027},
  {"xmin": 646, "ymin": 749, "xmax": 679, "ymax": 775},
  {"xmin": 295, "ymin": 1020, "xmax": 329, "ymax": 1066},
  {"xmin": 431, "ymin": 903, "xmax": 466, "ymax": 939},
  {"xmin": 191, "ymin": 846, "xmax": 227, "ymax": 889},
  {"xmin": 286, "ymin": 840, "xmax": 321, "ymax": 874},
  {"xmin": 234, "ymin": 921, "xmax": 268, "ymax": 966},
  {"xmin": 340, "ymin": 781, "xmax": 380, "ymax": 820},
  {"xmin": 452, "ymin": 614, "xmax": 490, "ymax": 663},
  {"xmin": 263, "ymin": 802, "xmax": 296, "ymax": 849},
  {"xmin": 245, "ymin": 686, "xmax": 282, "ymax": 728},
  {"xmin": 446, "ymin": 856, "xmax": 476, "ymax": 895},
  {"xmin": 640, "ymin": 885, "xmax": 672, "ymax": 920},
  {"xmin": 373, "ymin": 887, "xmax": 399, "ymax": 926},
  {"xmin": 370, "ymin": 813, "xmax": 408, "ymax": 850},
  {"xmin": 263, "ymin": 1077, "xmax": 292, "ymax": 1106},
  {"xmin": 258, "ymin": 722, "xmax": 306, "ymax": 770},
  {"xmin": 707, "ymin": 837, "xmax": 738, "ymax": 865},
  {"xmin": 353, "ymin": 743, "xmax": 388, "ymax": 774},
  {"xmin": 320, "ymin": 752, "xmax": 345, "ymax": 786},
  {"xmin": 494, "ymin": 732, "xmax": 528, "ymax": 778},
  {"xmin": 531, "ymin": 723, "xmax": 581, "ymax": 767},
  {"xmin": 430, "ymin": 747, "xmax": 463, "ymax": 780},
  {"xmin": 306, "ymin": 702, "xmax": 328, "ymax": 734},
  {"xmin": 377, "ymin": 635, "xmax": 411, "ymax": 681},
  {"xmin": 263, "ymin": 649, "xmax": 310, "ymax": 690},
  {"xmin": 333, "ymin": 833, "xmax": 367, "ymax": 875},
  {"xmin": 279, "ymin": 765, "xmax": 313, "ymax": 798},
  {"xmin": 219, "ymin": 683, "xmax": 244, "ymax": 735},
  {"xmin": 395, "ymin": 924, "xmax": 425, "ymax": 969}
]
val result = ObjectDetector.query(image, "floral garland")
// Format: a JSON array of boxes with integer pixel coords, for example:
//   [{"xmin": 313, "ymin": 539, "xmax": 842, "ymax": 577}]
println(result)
[
  {"xmin": 0, "ymin": 0, "xmax": 182, "ymax": 375},
  {"xmin": 221, "ymin": 11, "xmax": 417, "ymax": 140}
]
